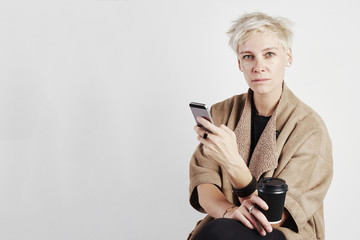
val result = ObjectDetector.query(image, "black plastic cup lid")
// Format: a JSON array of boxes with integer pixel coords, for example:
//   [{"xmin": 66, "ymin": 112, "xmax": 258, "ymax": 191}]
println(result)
[{"xmin": 257, "ymin": 177, "xmax": 288, "ymax": 194}]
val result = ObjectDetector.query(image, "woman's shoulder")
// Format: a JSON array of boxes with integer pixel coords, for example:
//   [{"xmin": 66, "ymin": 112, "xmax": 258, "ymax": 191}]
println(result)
[
  {"xmin": 283, "ymin": 88, "xmax": 333, "ymax": 163},
  {"xmin": 288, "ymin": 89, "xmax": 327, "ymax": 129},
  {"xmin": 283, "ymin": 87, "xmax": 331, "ymax": 151}
]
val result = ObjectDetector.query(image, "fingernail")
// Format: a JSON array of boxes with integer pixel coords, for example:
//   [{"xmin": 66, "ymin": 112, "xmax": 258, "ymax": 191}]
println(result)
[{"xmin": 268, "ymin": 227, "xmax": 273, "ymax": 232}]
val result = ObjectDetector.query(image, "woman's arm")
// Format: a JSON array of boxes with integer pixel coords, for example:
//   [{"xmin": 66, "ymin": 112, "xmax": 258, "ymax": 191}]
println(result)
[
  {"xmin": 194, "ymin": 117, "xmax": 252, "ymax": 188},
  {"xmin": 197, "ymin": 183, "xmax": 234, "ymax": 218}
]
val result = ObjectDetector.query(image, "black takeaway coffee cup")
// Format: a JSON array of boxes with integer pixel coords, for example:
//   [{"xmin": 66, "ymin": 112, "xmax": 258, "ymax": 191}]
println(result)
[{"xmin": 257, "ymin": 177, "xmax": 288, "ymax": 224}]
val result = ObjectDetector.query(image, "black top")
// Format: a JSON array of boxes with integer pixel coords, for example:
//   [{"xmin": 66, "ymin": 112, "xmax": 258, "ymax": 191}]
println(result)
[{"xmin": 249, "ymin": 100, "xmax": 271, "ymax": 163}]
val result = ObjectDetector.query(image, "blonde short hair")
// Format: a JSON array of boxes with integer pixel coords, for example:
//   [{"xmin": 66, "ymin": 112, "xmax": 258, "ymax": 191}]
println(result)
[{"xmin": 227, "ymin": 12, "xmax": 294, "ymax": 56}]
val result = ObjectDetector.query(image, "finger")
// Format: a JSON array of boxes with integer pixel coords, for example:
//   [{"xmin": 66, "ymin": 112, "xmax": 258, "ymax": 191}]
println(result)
[
  {"xmin": 196, "ymin": 117, "xmax": 219, "ymax": 134},
  {"xmin": 219, "ymin": 124, "xmax": 233, "ymax": 134},
  {"xmin": 231, "ymin": 208, "xmax": 254, "ymax": 230},
  {"xmin": 236, "ymin": 202, "xmax": 263, "ymax": 235},
  {"xmin": 240, "ymin": 201, "xmax": 267, "ymax": 235},
  {"xmin": 197, "ymin": 134, "xmax": 207, "ymax": 145},
  {"xmin": 245, "ymin": 199, "xmax": 272, "ymax": 233},
  {"xmin": 237, "ymin": 213, "xmax": 254, "ymax": 230},
  {"xmin": 194, "ymin": 125, "xmax": 206, "ymax": 137},
  {"xmin": 250, "ymin": 195, "xmax": 269, "ymax": 211},
  {"xmin": 248, "ymin": 214, "xmax": 267, "ymax": 236},
  {"xmin": 195, "ymin": 126, "xmax": 215, "ymax": 144},
  {"xmin": 248, "ymin": 206, "xmax": 272, "ymax": 233},
  {"xmin": 197, "ymin": 134, "xmax": 214, "ymax": 147}
]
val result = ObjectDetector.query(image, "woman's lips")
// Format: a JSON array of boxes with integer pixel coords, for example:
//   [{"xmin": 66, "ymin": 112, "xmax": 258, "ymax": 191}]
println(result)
[{"xmin": 252, "ymin": 78, "xmax": 270, "ymax": 82}]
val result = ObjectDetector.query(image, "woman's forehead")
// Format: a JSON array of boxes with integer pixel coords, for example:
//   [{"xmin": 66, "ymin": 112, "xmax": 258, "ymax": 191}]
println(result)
[{"xmin": 238, "ymin": 32, "xmax": 283, "ymax": 53}]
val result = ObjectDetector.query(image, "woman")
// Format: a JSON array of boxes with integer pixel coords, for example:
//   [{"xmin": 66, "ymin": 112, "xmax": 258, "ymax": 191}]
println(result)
[{"xmin": 188, "ymin": 12, "xmax": 333, "ymax": 240}]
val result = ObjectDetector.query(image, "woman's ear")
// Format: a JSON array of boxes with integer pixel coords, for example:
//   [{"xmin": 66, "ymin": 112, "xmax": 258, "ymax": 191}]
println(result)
[
  {"xmin": 286, "ymin": 48, "xmax": 293, "ymax": 66},
  {"xmin": 238, "ymin": 59, "xmax": 243, "ymax": 72}
]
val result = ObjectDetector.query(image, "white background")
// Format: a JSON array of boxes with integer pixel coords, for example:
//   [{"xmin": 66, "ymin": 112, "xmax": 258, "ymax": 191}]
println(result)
[{"xmin": 0, "ymin": 0, "xmax": 359, "ymax": 239}]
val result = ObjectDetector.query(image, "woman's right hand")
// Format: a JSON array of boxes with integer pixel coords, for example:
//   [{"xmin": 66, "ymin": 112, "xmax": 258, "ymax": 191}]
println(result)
[{"xmin": 225, "ymin": 195, "xmax": 273, "ymax": 237}]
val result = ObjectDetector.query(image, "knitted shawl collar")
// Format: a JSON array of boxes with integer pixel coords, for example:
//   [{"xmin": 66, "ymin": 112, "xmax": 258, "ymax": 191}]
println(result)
[{"xmin": 234, "ymin": 85, "xmax": 287, "ymax": 180}]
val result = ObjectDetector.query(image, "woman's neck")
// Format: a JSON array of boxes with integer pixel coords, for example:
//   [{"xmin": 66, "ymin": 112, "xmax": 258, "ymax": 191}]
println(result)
[{"xmin": 253, "ymin": 89, "xmax": 282, "ymax": 117}]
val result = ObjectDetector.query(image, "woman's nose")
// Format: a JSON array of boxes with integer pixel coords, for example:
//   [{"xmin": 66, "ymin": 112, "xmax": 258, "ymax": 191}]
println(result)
[{"xmin": 253, "ymin": 59, "xmax": 266, "ymax": 73}]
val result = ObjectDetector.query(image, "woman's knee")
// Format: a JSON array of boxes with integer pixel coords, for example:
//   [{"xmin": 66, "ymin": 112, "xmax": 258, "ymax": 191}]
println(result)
[{"xmin": 196, "ymin": 218, "xmax": 247, "ymax": 240}]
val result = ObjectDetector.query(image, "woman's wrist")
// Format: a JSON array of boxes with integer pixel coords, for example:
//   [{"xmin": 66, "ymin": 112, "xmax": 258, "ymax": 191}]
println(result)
[
  {"xmin": 222, "ymin": 205, "xmax": 237, "ymax": 218},
  {"xmin": 226, "ymin": 163, "xmax": 253, "ymax": 189},
  {"xmin": 232, "ymin": 175, "xmax": 257, "ymax": 198}
]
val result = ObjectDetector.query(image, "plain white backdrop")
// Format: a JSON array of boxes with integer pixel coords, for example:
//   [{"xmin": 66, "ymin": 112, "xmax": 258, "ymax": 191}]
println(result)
[{"xmin": 0, "ymin": 0, "xmax": 359, "ymax": 239}]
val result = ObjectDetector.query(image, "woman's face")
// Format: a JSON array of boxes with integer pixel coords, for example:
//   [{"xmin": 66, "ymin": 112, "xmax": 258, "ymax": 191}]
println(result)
[{"xmin": 238, "ymin": 31, "xmax": 292, "ymax": 98}]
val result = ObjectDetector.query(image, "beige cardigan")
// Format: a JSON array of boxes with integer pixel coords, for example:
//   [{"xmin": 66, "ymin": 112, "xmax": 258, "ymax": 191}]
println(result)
[{"xmin": 188, "ymin": 85, "xmax": 333, "ymax": 240}]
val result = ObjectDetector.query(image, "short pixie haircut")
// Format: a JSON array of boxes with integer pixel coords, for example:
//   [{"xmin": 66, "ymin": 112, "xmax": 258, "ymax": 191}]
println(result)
[{"xmin": 227, "ymin": 12, "xmax": 294, "ymax": 57}]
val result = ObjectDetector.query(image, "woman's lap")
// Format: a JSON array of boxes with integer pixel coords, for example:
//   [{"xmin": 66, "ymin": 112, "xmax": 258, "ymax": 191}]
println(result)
[{"xmin": 196, "ymin": 218, "xmax": 286, "ymax": 240}]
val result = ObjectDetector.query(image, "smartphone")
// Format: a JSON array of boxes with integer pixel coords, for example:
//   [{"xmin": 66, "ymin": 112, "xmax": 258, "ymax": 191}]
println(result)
[{"xmin": 189, "ymin": 102, "xmax": 214, "ymax": 132}]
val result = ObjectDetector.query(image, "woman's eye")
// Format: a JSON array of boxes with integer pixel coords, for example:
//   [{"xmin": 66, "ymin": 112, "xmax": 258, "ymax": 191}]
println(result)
[
  {"xmin": 265, "ymin": 52, "xmax": 275, "ymax": 58},
  {"xmin": 243, "ymin": 55, "xmax": 253, "ymax": 60}
]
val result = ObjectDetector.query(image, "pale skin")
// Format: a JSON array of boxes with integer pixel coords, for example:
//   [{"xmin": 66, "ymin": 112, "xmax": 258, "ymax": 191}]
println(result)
[{"xmin": 194, "ymin": 31, "xmax": 293, "ymax": 236}]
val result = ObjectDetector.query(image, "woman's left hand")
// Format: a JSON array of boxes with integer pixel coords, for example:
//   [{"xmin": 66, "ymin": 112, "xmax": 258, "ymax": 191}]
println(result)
[
  {"xmin": 229, "ymin": 195, "xmax": 273, "ymax": 236},
  {"xmin": 194, "ymin": 117, "xmax": 247, "ymax": 173}
]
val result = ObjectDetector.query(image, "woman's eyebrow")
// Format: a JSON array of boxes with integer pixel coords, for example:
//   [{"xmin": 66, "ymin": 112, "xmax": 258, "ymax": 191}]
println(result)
[
  {"xmin": 239, "ymin": 50, "xmax": 253, "ymax": 55},
  {"xmin": 262, "ymin": 47, "xmax": 278, "ymax": 51},
  {"xmin": 239, "ymin": 47, "xmax": 278, "ymax": 55}
]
